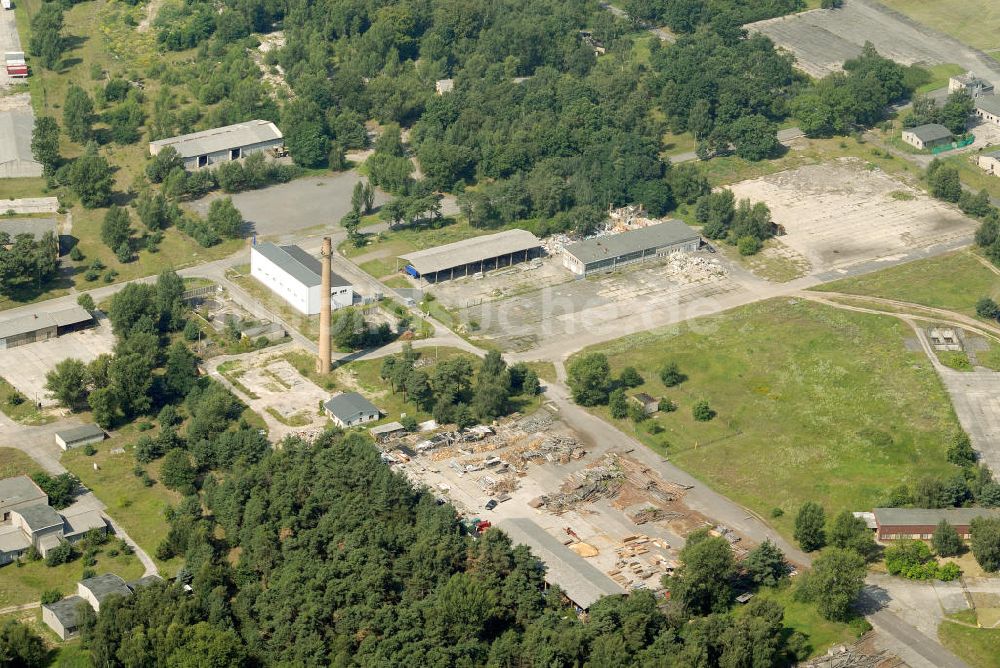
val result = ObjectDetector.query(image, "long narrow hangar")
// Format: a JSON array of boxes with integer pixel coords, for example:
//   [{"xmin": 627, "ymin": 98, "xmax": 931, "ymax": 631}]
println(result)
[
  {"xmin": 149, "ymin": 120, "xmax": 284, "ymax": 171},
  {"xmin": 401, "ymin": 229, "xmax": 542, "ymax": 283},
  {"xmin": 0, "ymin": 306, "xmax": 93, "ymax": 350},
  {"xmin": 562, "ymin": 220, "xmax": 701, "ymax": 276}
]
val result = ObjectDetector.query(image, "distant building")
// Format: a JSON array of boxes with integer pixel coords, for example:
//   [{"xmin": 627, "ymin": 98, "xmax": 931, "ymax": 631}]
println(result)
[
  {"xmin": 324, "ymin": 392, "xmax": 381, "ymax": 428},
  {"xmin": 435, "ymin": 79, "xmax": 454, "ymax": 95},
  {"xmin": 562, "ymin": 220, "xmax": 701, "ymax": 276},
  {"xmin": 975, "ymin": 97, "xmax": 1000, "ymax": 126},
  {"xmin": 0, "ymin": 305, "xmax": 93, "ymax": 350},
  {"xmin": 873, "ymin": 507, "xmax": 1000, "ymax": 541},
  {"xmin": 149, "ymin": 120, "xmax": 283, "ymax": 171},
  {"xmin": 900, "ymin": 123, "xmax": 952, "ymax": 150},
  {"xmin": 54, "ymin": 424, "xmax": 105, "ymax": 451},
  {"xmin": 0, "ymin": 475, "xmax": 108, "ymax": 563},
  {"xmin": 630, "ymin": 393, "xmax": 659, "ymax": 415},
  {"xmin": 401, "ymin": 229, "xmax": 542, "ymax": 282},
  {"xmin": 370, "ymin": 421, "xmax": 406, "ymax": 442},
  {"xmin": 250, "ymin": 242, "xmax": 353, "ymax": 315},
  {"xmin": 949, "ymin": 72, "xmax": 995, "ymax": 98},
  {"xmin": 978, "ymin": 150, "xmax": 1000, "ymax": 176}
]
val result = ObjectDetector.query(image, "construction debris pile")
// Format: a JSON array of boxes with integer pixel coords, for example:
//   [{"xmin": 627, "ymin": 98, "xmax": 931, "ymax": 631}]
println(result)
[
  {"xmin": 662, "ymin": 254, "xmax": 727, "ymax": 283},
  {"xmin": 800, "ymin": 636, "xmax": 901, "ymax": 668},
  {"xmin": 627, "ymin": 507, "xmax": 685, "ymax": 525},
  {"xmin": 544, "ymin": 457, "xmax": 626, "ymax": 513}
]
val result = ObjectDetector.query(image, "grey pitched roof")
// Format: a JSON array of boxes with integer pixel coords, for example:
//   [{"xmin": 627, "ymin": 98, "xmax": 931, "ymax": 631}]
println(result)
[
  {"xmin": 564, "ymin": 220, "xmax": 700, "ymax": 266},
  {"xmin": 0, "ymin": 218, "xmax": 57, "ymax": 241},
  {"xmin": 976, "ymin": 96, "xmax": 1000, "ymax": 117},
  {"xmin": 370, "ymin": 421, "xmax": 405, "ymax": 436},
  {"xmin": 127, "ymin": 574, "xmax": 163, "ymax": 590},
  {"xmin": 253, "ymin": 243, "xmax": 350, "ymax": 288},
  {"xmin": 79, "ymin": 573, "xmax": 132, "ymax": 603},
  {"xmin": 43, "ymin": 596, "xmax": 85, "ymax": 628},
  {"xmin": 0, "ymin": 306, "xmax": 92, "ymax": 339},
  {"xmin": 14, "ymin": 504, "xmax": 63, "ymax": 532},
  {"xmin": 502, "ymin": 517, "xmax": 622, "ymax": 609},
  {"xmin": 0, "ymin": 527, "xmax": 31, "ymax": 553},
  {"xmin": 402, "ymin": 229, "xmax": 541, "ymax": 275},
  {"xmin": 62, "ymin": 510, "xmax": 107, "ymax": 539},
  {"xmin": 0, "ymin": 476, "xmax": 46, "ymax": 506},
  {"xmin": 55, "ymin": 424, "xmax": 105, "ymax": 444},
  {"xmin": 905, "ymin": 123, "xmax": 952, "ymax": 143},
  {"xmin": 149, "ymin": 120, "xmax": 282, "ymax": 158},
  {"xmin": 873, "ymin": 507, "xmax": 1000, "ymax": 526},
  {"xmin": 324, "ymin": 392, "xmax": 380, "ymax": 423}
]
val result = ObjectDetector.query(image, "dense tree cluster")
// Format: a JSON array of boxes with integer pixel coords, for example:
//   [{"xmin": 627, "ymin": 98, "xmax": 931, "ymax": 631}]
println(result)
[
  {"xmin": 696, "ymin": 189, "xmax": 773, "ymax": 254},
  {"xmin": 623, "ymin": 0, "xmax": 804, "ymax": 32},
  {"xmin": 0, "ymin": 231, "xmax": 59, "ymax": 298},
  {"xmin": 903, "ymin": 91, "xmax": 975, "ymax": 136},
  {"xmin": 83, "ymin": 429, "xmax": 815, "ymax": 666}
]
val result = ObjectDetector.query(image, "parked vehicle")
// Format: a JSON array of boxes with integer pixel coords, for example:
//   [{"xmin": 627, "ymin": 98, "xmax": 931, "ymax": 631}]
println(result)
[{"xmin": 484, "ymin": 499, "xmax": 498, "ymax": 510}]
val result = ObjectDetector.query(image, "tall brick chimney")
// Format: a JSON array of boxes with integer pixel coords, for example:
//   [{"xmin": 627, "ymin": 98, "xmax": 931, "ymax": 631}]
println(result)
[{"xmin": 317, "ymin": 236, "xmax": 332, "ymax": 374}]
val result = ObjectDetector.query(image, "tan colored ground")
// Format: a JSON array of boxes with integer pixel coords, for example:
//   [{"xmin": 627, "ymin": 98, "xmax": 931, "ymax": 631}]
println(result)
[{"xmin": 728, "ymin": 159, "xmax": 977, "ymax": 275}]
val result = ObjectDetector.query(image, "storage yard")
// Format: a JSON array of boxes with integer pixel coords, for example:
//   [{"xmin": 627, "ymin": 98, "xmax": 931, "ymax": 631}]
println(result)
[{"xmin": 380, "ymin": 407, "xmax": 762, "ymax": 609}]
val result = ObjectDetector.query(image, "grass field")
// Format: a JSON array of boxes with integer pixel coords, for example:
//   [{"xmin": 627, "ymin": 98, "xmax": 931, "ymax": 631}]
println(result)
[
  {"xmin": 0, "ymin": 447, "xmax": 43, "ymax": 478},
  {"xmin": 914, "ymin": 64, "xmax": 966, "ymax": 95},
  {"xmin": 878, "ymin": 0, "xmax": 1000, "ymax": 52},
  {"xmin": 939, "ymin": 618, "xmax": 1000, "ymax": 668},
  {"xmin": 940, "ymin": 154, "xmax": 1000, "ymax": 204},
  {"xmin": 813, "ymin": 251, "xmax": 1000, "ymax": 317},
  {"xmin": 713, "ymin": 237, "xmax": 811, "ymax": 283},
  {"xmin": 0, "ymin": 608, "xmax": 91, "ymax": 663},
  {"xmin": 748, "ymin": 583, "xmax": 868, "ymax": 658},
  {"xmin": 62, "ymin": 427, "xmax": 183, "ymax": 575},
  {"xmin": 573, "ymin": 298, "xmax": 962, "ymax": 538},
  {"xmin": 0, "ymin": 546, "xmax": 144, "ymax": 608}
]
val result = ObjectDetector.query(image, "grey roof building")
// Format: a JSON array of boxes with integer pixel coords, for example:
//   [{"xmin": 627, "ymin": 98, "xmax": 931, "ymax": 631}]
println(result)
[
  {"xmin": 900, "ymin": 123, "xmax": 952, "ymax": 150},
  {"xmin": 402, "ymin": 229, "xmax": 542, "ymax": 281},
  {"xmin": 873, "ymin": 507, "xmax": 1000, "ymax": 540},
  {"xmin": 563, "ymin": 220, "xmax": 701, "ymax": 276},
  {"xmin": 42, "ymin": 596, "xmax": 86, "ymax": 640},
  {"xmin": 0, "ymin": 218, "xmax": 58, "ymax": 242},
  {"xmin": 128, "ymin": 574, "xmax": 164, "ymax": 590},
  {"xmin": 78, "ymin": 573, "xmax": 133, "ymax": 612},
  {"xmin": 149, "ymin": 120, "xmax": 284, "ymax": 171},
  {"xmin": 0, "ymin": 305, "xmax": 94, "ymax": 349},
  {"xmin": 14, "ymin": 504, "xmax": 63, "ymax": 533},
  {"xmin": 252, "ymin": 243, "xmax": 349, "ymax": 289},
  {"xmin": 54, "ymin": 424, "xmax": 106, "ymax": 450},
  {"xmin": 324, "ymin": 392, "xmax": 381, "ymax": 428},
  {"xmin": 976, "ymin": 96, "xmax": 1000, "ymax": 124},
  {"xmin": 0, "ymin": 475, "xmax": 47, "ymax": 514}
]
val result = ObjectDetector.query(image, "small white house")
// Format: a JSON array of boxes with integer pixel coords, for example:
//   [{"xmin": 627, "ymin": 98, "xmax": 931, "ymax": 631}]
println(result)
[
  {"xmin": 54, "ymin": 424, "xmax": 105, "ymax": 450},
  {"xmin": 78, "ymin": 574, "xmax": 132, "ymax": 613},
  {"xmin": 949, "ymin": 72, "xmax": 994, "ymax": 98},
  {"xmin": 324, "ymin": 392, "xmax": 381, "ymax": 428},
  {"xmin": 42, "ymin": 597, "xmax": 85, "ymax": 640},
  {"xmin": 250, "ymin": 242, "xmax": 353, "ymax": 315},
  {"xmin": 900, "ymin": 123, "xmax": 952, "ymax": 150},
  {"xmin": 976, "ymin": 97, "xmax": 1000, "ymax": 127},
  {"xmin": 979, "ymin": 150, "xmax": 1000, "ymax": 176}
]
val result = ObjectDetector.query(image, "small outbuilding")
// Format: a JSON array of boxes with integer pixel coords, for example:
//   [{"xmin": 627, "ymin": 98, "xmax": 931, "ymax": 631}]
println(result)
[
  {"xmin": 42, "ymin": 596, "xmax": 86, "ymax": 640},
  {"xmin": 149, "ymin": 120, "xmax": 284, "ymax": 171},
  {"xmin": 900, "ymin": 123, "xmax": 952, "ymax": 150},
  {"xmin": 978, "ymin": 150, "xmax": 1000, "ymax": 176},
  {"xmin": 975, "ymin": 97, "xmax": 1000, "ymax": 126},
  {"xmin": 562, "ymin": 220, "xmax": 700, "ymax": 276},
  {"xmin": 324, "ymin": 392, "xmax": 381, "ymax": 428},
  {"xmin": 78, "ymin": 573, "xmax": 132, "ymax": 612},
  {"xmin": 54, "ymin": 424, "xmax": 105, "ymax": 451},
  {"xmin": 630, "ymin": 393, "xmax": 659, "ymax": 415},
  {"xmin": 0, "ymin": 305, "xmax": 94, "ymax": 349},
  {"xmin": 370, "ymin": 421, "xmax": 406, "ymax": 441}
]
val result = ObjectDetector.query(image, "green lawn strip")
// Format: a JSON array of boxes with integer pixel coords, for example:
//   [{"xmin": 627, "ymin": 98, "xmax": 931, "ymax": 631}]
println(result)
[
  {"xmin": 914, "ymin": 64, "xmax": 966, "ymax": 94},
  {"xmin": 0, "ymin": 548, "xmax": 144, "ymax": 608},
  {"xmin": 0, "ymin": 378, "xmax": 56, "ymax": 425},
  {"xmin": 746, "ymin": 584, "xmax": 866, "ymax": 659},
  {"xmin": 939, "ymin": 618, "xmax": 1000, "ymax": 668},
  {"xmin": 941, "ymin": 154, "xmax": 1000, "ymax": 203},
  {"xmin": 0, "ymin": 447, "xmax": 45, "ymax": 478},
  {"xmin": 62, "ymin": 429, "xmax": 183, "ymax": 575},
  {"xmin": 662, "ymin": 130, "xmax": 695, "ymax": 157},
  {"xmin": 812, "ymin": 251, "xmax": 1000, "ymax": 317},
  {"xmin": 938, "ymin": 350, "xmax": 974, "ymax": 371},
  {"xmin": 524, "ymin": 361, "xmax": 558, "ymax": 385},
  {"xmin": 574, "ymin": 299, "xmax": 962, "ymax": 540}
]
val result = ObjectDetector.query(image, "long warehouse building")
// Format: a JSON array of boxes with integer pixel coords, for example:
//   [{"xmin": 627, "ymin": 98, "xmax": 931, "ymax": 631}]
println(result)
[
  {"xmin": 562, "ymin": 220, "xmax": 701, "ymax": 276},
  {"xmin": 401, "ymin": 229, "xmax": 542, "ymax": 282}
]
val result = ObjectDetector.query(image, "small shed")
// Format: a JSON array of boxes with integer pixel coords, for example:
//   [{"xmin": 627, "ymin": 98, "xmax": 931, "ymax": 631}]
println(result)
[
  {"xmin": 54, "ymin": 424, "xmax": 106, "ymax": 451},
  {"xmin": 630, "ymin": 393, "xmax": 659, "ymax": 415},
  {"xmin": 369, "ymin": 421, "xmax": 405, "ymax": 441},
  {"xmin": 324, "ymin": 392, "xmax": 381, "ymax": 428},
  {"xmin": 978, "ymin": 150, "xmax": 1000, "ymax": 176},
  {"xmin": 901, "ymin": 124, "xmax": 952, "ymax": 150},
  {"xmin": 78, "ymin": 573, "xmax": 132, "ymax": 612},
  {"xmin": 42, "ymin": 596, "xmax": 86, "ymax": 640}
]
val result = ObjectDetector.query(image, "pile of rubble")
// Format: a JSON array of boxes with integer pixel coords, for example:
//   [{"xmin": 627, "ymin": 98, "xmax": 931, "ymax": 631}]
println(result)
[
  {"xmin": 545, "ymin": 457, "xmax": 625, "ymax": 513},
  {"xmin": 626, "ymin": 507, "xmax": 685, "ymax": 525},
  {"xmin": 800, "ymin": 636, "xmax": 901, "ymax": 668},
  {"xmin": 662, "ymin": 253, "xmax": 727, "ymax": 283},
  {"xmin": 515, "ymin": 435, "xmax": 584, "ymax": 467}
]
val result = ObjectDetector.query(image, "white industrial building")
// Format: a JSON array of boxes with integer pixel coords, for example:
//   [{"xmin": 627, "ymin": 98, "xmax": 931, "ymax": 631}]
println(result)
[
  {"xmin": 250, "ymin": 242, "xmax": 353, "ymax": 315},
  {"xmin": 148, "ymin": 120, "xmax": 283, "ymax": 171}
]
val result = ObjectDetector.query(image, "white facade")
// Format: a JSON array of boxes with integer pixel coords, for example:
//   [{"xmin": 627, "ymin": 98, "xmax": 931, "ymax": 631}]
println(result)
[
  {"xmin": 979, "ymin": 153, "xmax": 1000, "ymax": 176},
  {"xmin": 250, "ymin": 245, "xmax": 352, "ymax": 315}
]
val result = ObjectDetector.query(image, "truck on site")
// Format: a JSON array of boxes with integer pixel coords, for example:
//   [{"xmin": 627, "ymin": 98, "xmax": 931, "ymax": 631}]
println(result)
[{"xmin": 5, "ymin": 52, "xmax": 28, "ymax": 78}]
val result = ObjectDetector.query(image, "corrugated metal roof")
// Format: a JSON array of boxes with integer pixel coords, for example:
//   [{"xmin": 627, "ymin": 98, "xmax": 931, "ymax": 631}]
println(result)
[
  {"xmin": 402, "ymin": 229, "xmax": 541, "ymax": 276},
  {"xmin": 502, "ymin": 517, "xmax": 623, "ymax": 609},
  {"xmin": 563, "ymin": 220, "xmax": 700, "ymax": 266},
  {"xmin": 149, "ymin": 120, "xmax": 282, "ymax": 159},
  {"xmin": 0, "ymin": 306, "xmax": 92, "ymax": 340},
  {"xmin": 252, "ymin": 243, "xmax": 349, "ymax": 289},
  {"xmin": 324, "ymin": 392, "xmax": 380, "ymax": 423},
  {"xmin": 905, "ymin": 123, "xmax": 951, "ymax": 143},
  {"xmin": 976, "ymin": 96, "xmax": 1000, "ymax": 117},
  {"xmin": 873, "ymin": 507, "xmax": 1000, "ymax": 526}
]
